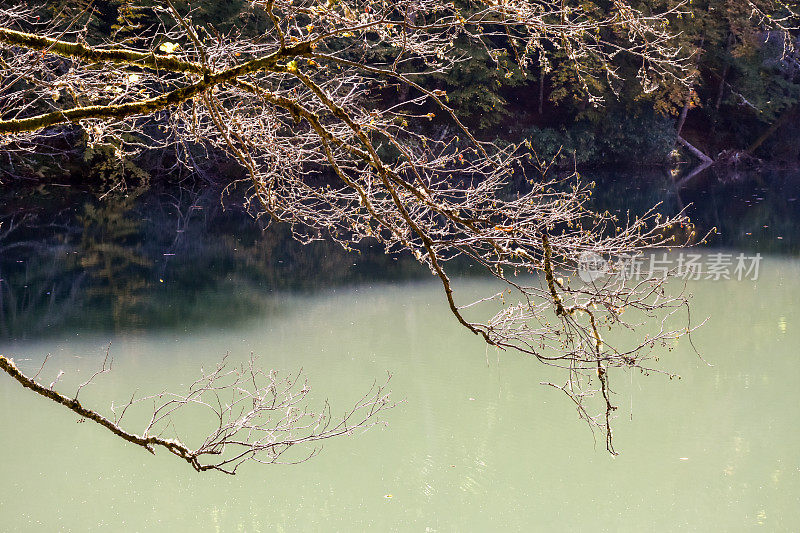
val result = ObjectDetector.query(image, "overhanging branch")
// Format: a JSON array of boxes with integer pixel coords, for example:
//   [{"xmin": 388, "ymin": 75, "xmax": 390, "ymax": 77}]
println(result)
[{"xmin": 0, "ymin": 26, "xmax": 205, "ymax": 75}]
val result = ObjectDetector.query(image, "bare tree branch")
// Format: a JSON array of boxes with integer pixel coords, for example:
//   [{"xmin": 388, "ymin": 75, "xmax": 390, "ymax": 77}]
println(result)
[
  {"xmin": 0, "ymin": 1, "xmax": 711, "ymax": 452},
  {"xmin": 1, "ymin": 352, "xmax": 394, "ymax": 474}
]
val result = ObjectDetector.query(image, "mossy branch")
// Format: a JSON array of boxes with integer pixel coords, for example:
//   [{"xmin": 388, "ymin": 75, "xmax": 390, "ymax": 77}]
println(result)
[
  {"xmin": 541, "ymin": 232, "xmax": 566, "ymax": 316},
  {"xmin": 0, "ymin": 26, "xmax": 205, "ymax": 75},
  {"xmin": 0, "ymin": 354, "xmax": 207, "ymax": 470},
  {"xmin": 0, "ymin": 80, "xmax": 210, "ymax": 134},
  {"xmin": 0, "ymin": 30, "xmax": 313, "ymax": 135}
]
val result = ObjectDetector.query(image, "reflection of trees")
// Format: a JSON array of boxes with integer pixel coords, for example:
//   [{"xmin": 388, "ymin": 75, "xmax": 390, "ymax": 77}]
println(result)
[
  {"xmin": 0, "ymin": 199, "xmax": 85, "ymax": 340},
  {"xmin": 678, "ymin": 170, "xmax": 800, "ymax": 254},
  {"xmin": 0, "ymin": 260, "xmax": 86, "ymax": 340},
  {"xmin": 587, "ymin": 168, "xmax": 800, "ymax": 255},
  {"xmin": 3, "ymin": 170, "xmax": 798, "ymax": 341},
  {"xmin": 78, "ymin": 187, "xmax": 152, "ymax": 331},
  {"xmin": 2, "ymin": 172, "xmax": 798, "ymax": 341},
  {"xmin": 0, "ymin": 183, "xmax": 425, "ymax": 340}
]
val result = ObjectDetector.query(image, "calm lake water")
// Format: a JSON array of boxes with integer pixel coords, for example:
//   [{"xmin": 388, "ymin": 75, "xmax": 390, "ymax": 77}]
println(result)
[{"xmin": 1, "ymin": 172, "xmax": 799, "ymax": 531}]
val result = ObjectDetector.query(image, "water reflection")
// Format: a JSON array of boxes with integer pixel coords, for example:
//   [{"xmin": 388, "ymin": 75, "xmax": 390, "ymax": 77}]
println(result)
[
  {"xmin": 589, "ymin": 167, "xmax": 800, "ymax": 253},
  {"xmin": 0, "ymin": 184, "xmax": 425, "ymax": 341},
  {"xmin": 1, "ymin": 169, "xmax": 798, "ymax": 341}
]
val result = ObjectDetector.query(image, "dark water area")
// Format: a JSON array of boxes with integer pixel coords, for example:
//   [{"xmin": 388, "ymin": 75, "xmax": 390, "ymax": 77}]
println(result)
[
  {"xmin": 1, "ymin": 167, "xmax": 799, "ymax": 341},
  {"xmin": 0, "ymin": 184, "xmax": 425, "ymax": 341},
  {"xmin": 589, "ymin": 167, "xmax": 800, "ymax": 254}
]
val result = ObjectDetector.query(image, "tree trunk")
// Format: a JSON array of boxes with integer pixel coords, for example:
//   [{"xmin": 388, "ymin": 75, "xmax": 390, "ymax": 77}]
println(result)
[
  {"xmin": 714, "ymin": 34, "xmax": 735, "ymax": 111},
  {"xmin": 397, "ymin": 3, "xmax": 419, "ymax": 101},
  {"xmin": 746, "ymin": 106, "xmax": 796, "ymax": 155},
  {"xmin": 675, "ymin": 97, "xmax": 690, "ymax": 137},
  {"xmin": 538, "ymin": 69, "xmax": 544, "ymax": 115},
  {"xmin": 677, "ymin": 135, "xmax": 713, "ymax": 163}
]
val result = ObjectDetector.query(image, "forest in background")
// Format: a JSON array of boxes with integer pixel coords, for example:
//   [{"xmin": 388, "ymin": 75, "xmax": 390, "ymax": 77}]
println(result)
[{"xmin": 1, "ymin": 0, "xmax": 799, "ymax": 187}]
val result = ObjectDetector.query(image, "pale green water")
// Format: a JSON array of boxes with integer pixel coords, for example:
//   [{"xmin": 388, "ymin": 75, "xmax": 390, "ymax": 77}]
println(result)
[{"xmin": 1, "ymin": 255, "xmax": 798, "ymax": 531}]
